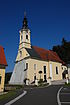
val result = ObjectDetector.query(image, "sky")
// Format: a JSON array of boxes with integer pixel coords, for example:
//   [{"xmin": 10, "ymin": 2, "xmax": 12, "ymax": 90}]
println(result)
[{"xmin": 0, "ymin": 0, "xmax": 70, "ymax": 72}]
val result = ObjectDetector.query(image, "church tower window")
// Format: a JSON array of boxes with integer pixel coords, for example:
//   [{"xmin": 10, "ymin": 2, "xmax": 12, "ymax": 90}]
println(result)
[{"xmin": 26, "ymin": 35, "xmax": 28, "ymax": 40}]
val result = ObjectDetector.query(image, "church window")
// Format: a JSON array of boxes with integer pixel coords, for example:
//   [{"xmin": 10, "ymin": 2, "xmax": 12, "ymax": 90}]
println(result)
[
  {"xmin": 26, "ymin": 63, "xmax": 28, "ymax": 69},
  {"xmin": 43, "ymin": 66, "xmax": 46, "ymax": 74},
  {"xmin": 26, "ymin": 35, "xmax": 28, "ymax": 39},
  {"xmin": 56, "ymin": 66, "xmax": 58, "ymax": 74},
  {"xmin": 44, "ymin": 75, "xmax": 47, "ymax": 82},
  {"xmin": 34, "ymin": 75, "xmax": 36, "ymax": 81},
  {"xmin": 20, "ymin": 51, "xmax": 22, "ymax": 57},
  {"xmin": 0, "ymin": 76, "xmax": 2, "ymax": 84},
  {"xmin": 34, "ymin": 64, "xmax": 36, "ymax": 70}
]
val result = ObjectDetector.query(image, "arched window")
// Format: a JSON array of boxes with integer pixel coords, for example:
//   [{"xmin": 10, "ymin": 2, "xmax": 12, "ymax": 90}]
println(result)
[
  {"xmin": 43, "ymin": 66, "xmax": 46, "ymax": 74},
  {"xmin": 26, "ymin": 63, "xmax": 28, "ymax": 69},
  {"xmin": 56, "ymin": 66, "xmax": 58, "ymax": 74},
  {"xmin": 26, "ymin": 35, "xmax": 28, "ymax": 39}
]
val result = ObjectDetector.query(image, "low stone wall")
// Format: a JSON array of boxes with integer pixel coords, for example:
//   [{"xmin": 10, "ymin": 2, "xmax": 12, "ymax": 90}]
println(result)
[
  {"xmin": 5, "ymin": 86, "xmax": 16, "ymax": 91},
  {"xmin": 4, "ymin": 84, "xmax": 23, "ymax": 91}
]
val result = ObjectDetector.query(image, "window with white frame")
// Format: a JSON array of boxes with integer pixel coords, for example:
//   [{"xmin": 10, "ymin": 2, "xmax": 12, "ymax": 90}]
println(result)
[
  {"xmin": 34, "ymin": 75, "xmax": 36, "ymax": 81},
  {"xmin": 56, "ymin": 66, "xmax": 58, "ymax": 74},
  {"xmin": 26, "ymin": 63, "xmax": 28, "ymax": 69},
  {"xmin": 26, "ymin": 35, "xmax": 28, "ymax": 40},
  {"xmin": 43, "ymin": 66, "xmax": 46, "ymax": 74}
]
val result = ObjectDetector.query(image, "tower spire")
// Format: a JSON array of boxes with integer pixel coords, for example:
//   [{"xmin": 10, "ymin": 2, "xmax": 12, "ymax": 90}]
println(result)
[
  {"xmin": 24, "ymin": 11, "xmax": 26, "ymax": 18},
  {"xmin": 22, "ymin": 12, "xmax": 28, "ymax": 29}
]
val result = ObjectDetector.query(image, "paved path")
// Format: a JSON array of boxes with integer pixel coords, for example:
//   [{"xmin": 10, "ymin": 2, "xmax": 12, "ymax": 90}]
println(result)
[
  {"xmin": 59, "ymin": 86, "xmax": 70, "ymax": 105},
  {"xmin": 11, "ymin": 85, "xmax": 61, "ymax": 105}
]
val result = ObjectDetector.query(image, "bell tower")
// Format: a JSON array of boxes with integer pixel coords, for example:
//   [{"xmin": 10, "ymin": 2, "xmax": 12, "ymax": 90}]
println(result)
[
  {"xmin": 16, "ymin": 13, "xmax": 31, "ymax": 62},
  {"xmin": 19, "ymin": 13, "xmax": 31, "ymax": 50}
]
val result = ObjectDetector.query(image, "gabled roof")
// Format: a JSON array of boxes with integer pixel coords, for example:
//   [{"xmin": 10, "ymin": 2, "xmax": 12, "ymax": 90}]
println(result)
[
  {"xmin": 26, "ymin": 46, "xmax": 65, "ymax": 64},
  {"xmin": 0, "ymin": 46, "xmax": 7, "ymax": 66}
]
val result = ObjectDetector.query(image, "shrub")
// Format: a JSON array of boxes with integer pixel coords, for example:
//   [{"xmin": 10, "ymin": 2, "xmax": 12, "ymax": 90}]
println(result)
[{"xmin": 38, "ymin": 79, "xmax": 43, "ymax": 83}]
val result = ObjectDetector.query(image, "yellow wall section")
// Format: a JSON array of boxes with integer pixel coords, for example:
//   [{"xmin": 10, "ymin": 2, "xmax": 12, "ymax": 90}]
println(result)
[
  {"xmin": 26, "ymin": 58, "xmax": 63, "ymax": 83},
  {"xmin": 26, "ymin": 58, "xmax": 48, "ymax": 83},
  {"xmin": 0, "ymin": 68, "xmax": 5, "ymax": 92},
  {"xmin": 16, "ymin": 48, "xmax": 29, "ymax": 61},
  {"xmin": 49, "ymin": 61, "xmax": 62, "ymax": 80}
]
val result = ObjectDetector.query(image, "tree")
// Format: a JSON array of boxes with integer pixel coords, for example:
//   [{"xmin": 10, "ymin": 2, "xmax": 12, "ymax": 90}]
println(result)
[
  {"xmin": 52, "ymin": 38, "xmax": 70, "ymax": 64},
  {"xmin": 5, "ymin": 72, "xmax": 12, "ymax": 84}
]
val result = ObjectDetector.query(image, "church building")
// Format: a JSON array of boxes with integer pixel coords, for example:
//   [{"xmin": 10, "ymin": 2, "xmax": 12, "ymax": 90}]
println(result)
[{"xmin": 9, "ymin": 15, "xmax": 67, "ymax": 85}]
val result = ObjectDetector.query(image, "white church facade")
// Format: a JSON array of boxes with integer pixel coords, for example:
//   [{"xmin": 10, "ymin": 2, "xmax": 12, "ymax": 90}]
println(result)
[{"xmin": 9, "ymin": 15, "xmax": 67, "ymax": 85}]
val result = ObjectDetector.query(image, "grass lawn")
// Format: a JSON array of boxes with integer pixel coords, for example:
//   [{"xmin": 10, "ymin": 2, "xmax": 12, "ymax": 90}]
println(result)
[
  {"xmin": 0, "ymin": 84, "xmax": 24, "ymax": 101},
  {"xmin": 0, "ymin": 91, "xmax": 17, "ymax": 101}
]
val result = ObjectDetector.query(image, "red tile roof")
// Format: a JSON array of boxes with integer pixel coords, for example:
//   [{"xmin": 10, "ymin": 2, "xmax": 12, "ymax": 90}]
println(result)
[
  {"xmin": 32, "ymin": 46, "xmax": 65, "ymax": 65},
  {"xmin": 0, "ymin": 46, "xmax": 7, "ymax": 66}
]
